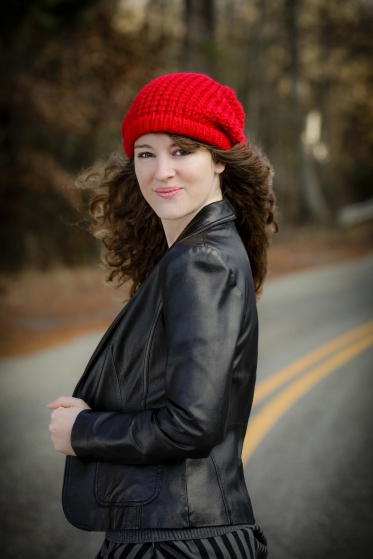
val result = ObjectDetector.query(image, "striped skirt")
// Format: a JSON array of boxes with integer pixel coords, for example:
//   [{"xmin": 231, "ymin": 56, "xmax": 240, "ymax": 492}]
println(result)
[{"xmin": 94, "ymin": 524, "xmax": 268, "ymax": 559}]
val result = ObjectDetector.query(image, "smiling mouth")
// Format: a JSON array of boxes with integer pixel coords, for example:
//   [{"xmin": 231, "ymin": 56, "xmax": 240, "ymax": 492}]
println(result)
[{"xmin": 154, "ymin": 187, "xmax": 183, "ymax": 198}]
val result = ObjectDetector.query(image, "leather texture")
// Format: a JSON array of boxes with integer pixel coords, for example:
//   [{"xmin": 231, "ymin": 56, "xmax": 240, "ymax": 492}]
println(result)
[{"xmin": 62, "ymin": 199, "xmax": 258, "ymax": 532}]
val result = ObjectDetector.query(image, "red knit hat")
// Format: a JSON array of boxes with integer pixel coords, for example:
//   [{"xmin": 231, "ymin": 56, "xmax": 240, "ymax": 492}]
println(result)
[{"xmin": 121, "ymin": 72, "xmax": 246, "ymax": 158}]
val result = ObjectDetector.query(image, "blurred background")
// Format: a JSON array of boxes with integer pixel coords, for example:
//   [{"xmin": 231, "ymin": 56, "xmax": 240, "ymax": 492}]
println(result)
[
  {"xmin": 0, "ymin": 1, "xmax": 373, "ymax": 558},
  {"xmin": 1, "ymin": 0, "xmax": 373, "ymax": 354}
]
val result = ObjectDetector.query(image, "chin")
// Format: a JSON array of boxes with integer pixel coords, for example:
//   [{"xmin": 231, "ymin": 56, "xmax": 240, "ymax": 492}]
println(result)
[
  {"xmin": 155, "ymin": 208, "xmax": 190, "ymax": 221},
  {"xmin": 152, "ymin": 201, "xmax": 196, "ymax": 221}
]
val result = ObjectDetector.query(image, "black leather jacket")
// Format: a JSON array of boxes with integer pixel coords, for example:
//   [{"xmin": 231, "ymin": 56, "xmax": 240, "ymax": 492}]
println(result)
[{"xmin": 62, "ymin": 199, "xmax": 258, "ymax": 532}]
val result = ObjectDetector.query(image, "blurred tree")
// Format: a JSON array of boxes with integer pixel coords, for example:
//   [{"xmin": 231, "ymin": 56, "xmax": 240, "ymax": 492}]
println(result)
[
  {"xmin": 283, "ymin": 0, "xmax": 305, "ymax": 223},
  {"xmin": 210, "ymin": 0, "xmax": 373, "ymax": 225},
  {"xmin": 1, "ymin": 0, "xmax": 372, "ymax": 272},
  {"xmin": 0, "ymin": 0, "xmax": 168, "ymax": 271},
  {"xmin": 183, "ymin": 0, "xmax": 217, "ymax": 77},
  {"xmin": 312, "ymin": 0, "xmax": 373, "ymax": 206},
  {"xmin": 284, "ymin": 0, "xmax": 330, "ymax": 223}
]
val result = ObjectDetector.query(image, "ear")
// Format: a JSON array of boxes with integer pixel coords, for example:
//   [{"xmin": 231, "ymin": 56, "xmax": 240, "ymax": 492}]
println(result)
[{"xmin": 214, "ymin": 161, "xmax": 225, "ymax": 175}]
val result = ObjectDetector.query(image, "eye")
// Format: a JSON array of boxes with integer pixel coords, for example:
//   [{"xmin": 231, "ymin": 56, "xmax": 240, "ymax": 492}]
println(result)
[
  {"xmin": 137, "ymin": 152, "xmax": 154, "ymax": 158},
  {"xmin": 173, "ymin": 149, "xmax": 191, "ymax": 156}
]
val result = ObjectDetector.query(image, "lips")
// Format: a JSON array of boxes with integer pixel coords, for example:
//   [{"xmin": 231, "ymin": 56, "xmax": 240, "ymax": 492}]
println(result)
[{"xmin": 154, "ymin": 187, "xmax": 183, "ymax": 198}]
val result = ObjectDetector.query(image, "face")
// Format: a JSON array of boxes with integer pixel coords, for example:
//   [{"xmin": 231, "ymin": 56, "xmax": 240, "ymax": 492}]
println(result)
[{"xmin": 133, "ymin": 133, "xmax": 225, "ymax": 227}]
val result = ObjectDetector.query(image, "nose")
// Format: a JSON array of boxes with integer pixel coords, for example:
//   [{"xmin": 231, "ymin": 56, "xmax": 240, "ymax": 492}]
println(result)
[{"xmin": 154, "ymin": 154, "xmax": 176, "ymax": 182}]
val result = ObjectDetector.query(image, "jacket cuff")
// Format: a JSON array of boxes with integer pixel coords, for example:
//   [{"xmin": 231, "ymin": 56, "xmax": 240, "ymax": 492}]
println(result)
[
  {"xmin": 71, "ymin": 409, "xmax": 143, "ymax": 463},
  {"xmin": 71, "ymin": 409, "xmax": 96, "ymax": 461}
]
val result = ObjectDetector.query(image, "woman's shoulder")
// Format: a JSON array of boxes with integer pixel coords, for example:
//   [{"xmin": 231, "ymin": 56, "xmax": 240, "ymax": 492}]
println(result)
[{"xmin": 161, "ymin": 223, "xmax": 254, "ymax": 297}]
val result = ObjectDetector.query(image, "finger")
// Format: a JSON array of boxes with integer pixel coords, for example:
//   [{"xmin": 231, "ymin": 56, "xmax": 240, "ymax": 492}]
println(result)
[{"xmin": 47, "ymin": 396, "xmax": 76, "ymax": 409}]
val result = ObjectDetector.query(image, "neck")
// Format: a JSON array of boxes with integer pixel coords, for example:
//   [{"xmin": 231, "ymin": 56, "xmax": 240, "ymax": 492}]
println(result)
[{"xmin": 161, "ymin": 195, "xmax": 223, "ymax": 247}]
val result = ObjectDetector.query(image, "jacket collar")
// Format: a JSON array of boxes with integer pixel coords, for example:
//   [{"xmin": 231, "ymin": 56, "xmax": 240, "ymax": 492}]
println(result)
[{"xmin": 174, "ymin": 199, "xmax": 236, "ymax": 245}]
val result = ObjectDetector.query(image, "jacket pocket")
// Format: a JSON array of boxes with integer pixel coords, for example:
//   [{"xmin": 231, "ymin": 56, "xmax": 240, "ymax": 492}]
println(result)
[{"xmin": 95, "ymin": 462, "xmax": 163, "ymax": 507}]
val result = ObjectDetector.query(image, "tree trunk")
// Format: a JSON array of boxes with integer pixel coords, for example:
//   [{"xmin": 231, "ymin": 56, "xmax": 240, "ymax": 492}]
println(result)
[
  {"xmin": 183, "ymin": 0, "xmax": 217, "ymax": 78},
  {"xmin": 242, "ymin": 0, "xmax": 268, "ymax": 143},
  {"xmin": 302, "ymin": 145, "xmax": 331, "ymax": 223},
  {"xmin": 285, "ymin": 0, "xmax": 330, "ymax": 224},
  {"xmin": 283, "ymin": 0, "xmax": 306, "ymax": 223}
]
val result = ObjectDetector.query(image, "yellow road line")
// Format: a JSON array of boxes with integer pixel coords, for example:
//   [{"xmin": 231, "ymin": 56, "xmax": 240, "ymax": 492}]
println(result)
[
  {"xmin": 253, "ymin": 320, "xmax": 373, "ymax": 406},
  {"xmin": 242, "ymin": 333, "xmax": 373, "ymax": 464}
]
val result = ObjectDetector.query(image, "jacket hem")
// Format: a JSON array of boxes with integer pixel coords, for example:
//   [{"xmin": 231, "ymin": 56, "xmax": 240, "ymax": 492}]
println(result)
[{"xmin": 105, "ymin": 523, "xmax": 256, "ymax": 543}]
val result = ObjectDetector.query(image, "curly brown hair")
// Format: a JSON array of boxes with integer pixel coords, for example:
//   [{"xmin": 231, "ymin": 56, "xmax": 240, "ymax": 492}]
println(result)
[{"xmin": 75, "ymin": 134, "xmax": 278, "ymax": 300}]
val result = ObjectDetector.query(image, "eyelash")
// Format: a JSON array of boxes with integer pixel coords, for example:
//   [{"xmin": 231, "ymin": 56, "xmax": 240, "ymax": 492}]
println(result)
[{"xmin": 137, "ymin": 149, "xmax": 191, "ymax": 158}]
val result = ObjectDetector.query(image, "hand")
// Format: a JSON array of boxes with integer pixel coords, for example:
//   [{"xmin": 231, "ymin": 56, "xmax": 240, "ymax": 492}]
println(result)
[{"xmin": 47, "ymin": 396, "xmax": 91, "ymax": 456}]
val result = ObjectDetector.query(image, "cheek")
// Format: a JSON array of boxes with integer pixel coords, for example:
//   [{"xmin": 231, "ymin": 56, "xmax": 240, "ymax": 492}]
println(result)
[
  {"xmin": 134, "ymin": 164, "xmax": 151, "ymax": 191},
  {"xmin": 134, "ymin": 168, "xmax": 154, "ymax": 205},
  {"xmin": 183, "ymin": 156, "xmax": 214, "ymax": 182},
  {"xmin": 137, "ymin": 181, "xmax": 150, "ymax": 204},
  {"xmin": 134, "ymin": 162, "xmax": 143, "ymax": 182},
  {"xmin": 182, "ymin": 161, "xmax": 214, "ymax": 193}
]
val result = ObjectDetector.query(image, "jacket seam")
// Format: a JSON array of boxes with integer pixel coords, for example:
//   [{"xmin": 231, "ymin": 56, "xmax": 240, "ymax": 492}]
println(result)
[
  {"xmin": 199, "ymin": 226, "xmax": 244, "ymax": 303},
  {"xmin": 168, "ymin": 243, "xmax": 244, "ymax": 302},
  {"xmin": 210, "ymin": 451, "xmax": 232, "ymax": 524},
  {"xmin": 202, "ymin": 243, "xmax": 244, "ymax": 301},
  {"xmin": 202, "ymin": 229, "xmax": 251, "ymax": 322},
  {"xmin": 184, "ymin": 460, "xmax": 190, "ymax": 527},
  {"xmin": 142, "ymin": 298, "xmax": 164, "ymax": 410},
  {"xmin": 110, "ymin": 345, "xmax": 124, "ymax": 409},
  {"xmin": 72, "ymin": 283, "xmax": 141, "ymax": 398}
]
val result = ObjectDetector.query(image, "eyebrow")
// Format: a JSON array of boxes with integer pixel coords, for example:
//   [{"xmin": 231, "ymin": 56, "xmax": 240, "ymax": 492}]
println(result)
[{"xmin": 134, "ymin": 143, "xmax": 178, "ymax": 149}]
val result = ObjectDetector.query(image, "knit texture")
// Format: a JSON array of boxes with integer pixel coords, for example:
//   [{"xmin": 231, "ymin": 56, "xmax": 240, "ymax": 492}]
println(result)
[
  {"xmin": 121, "ymin": 73, "xmax": 246, "ymax": 157},
  {"xmin": 105, "ymin": 524, "xmax": 256, "ymax": 543}
]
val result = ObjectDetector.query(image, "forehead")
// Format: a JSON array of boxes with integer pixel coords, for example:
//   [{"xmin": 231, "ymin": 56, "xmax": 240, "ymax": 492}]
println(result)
[{"xmin": 134, "ymin": 133, "xmax": 174, "ymax": 148}]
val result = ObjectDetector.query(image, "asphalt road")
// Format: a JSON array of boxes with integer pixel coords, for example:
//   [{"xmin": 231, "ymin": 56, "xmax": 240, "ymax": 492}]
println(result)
[
  {"xmin": 246, "ymin": 253, "xmax": 373, "ymax": 559},
  {"xmin": 0, "ymin": 253, "xmax": 372, "ymax": 559}
]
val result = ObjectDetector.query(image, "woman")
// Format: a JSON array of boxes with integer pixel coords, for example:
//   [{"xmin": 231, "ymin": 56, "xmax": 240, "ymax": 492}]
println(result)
[{"xmin": 48, "ymin": 72, "xmax": 277, "ymax": 559}]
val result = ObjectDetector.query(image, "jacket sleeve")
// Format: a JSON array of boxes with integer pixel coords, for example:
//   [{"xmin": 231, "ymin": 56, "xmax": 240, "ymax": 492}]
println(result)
[{"xmin": 71, "ymin": 245, "xmax": 245, "ymax": 464}]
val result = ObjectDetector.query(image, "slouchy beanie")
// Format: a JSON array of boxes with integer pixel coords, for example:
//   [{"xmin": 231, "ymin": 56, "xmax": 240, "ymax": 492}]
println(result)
[{"xmin": 121, "ymin": 72, "xmax": 246, "ymax": 158}]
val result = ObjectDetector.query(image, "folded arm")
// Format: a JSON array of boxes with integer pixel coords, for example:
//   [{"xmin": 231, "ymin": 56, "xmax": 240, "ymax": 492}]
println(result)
[{"xmin": 71, "ymin": 246, "xmax": 244, "ymax": 464}]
